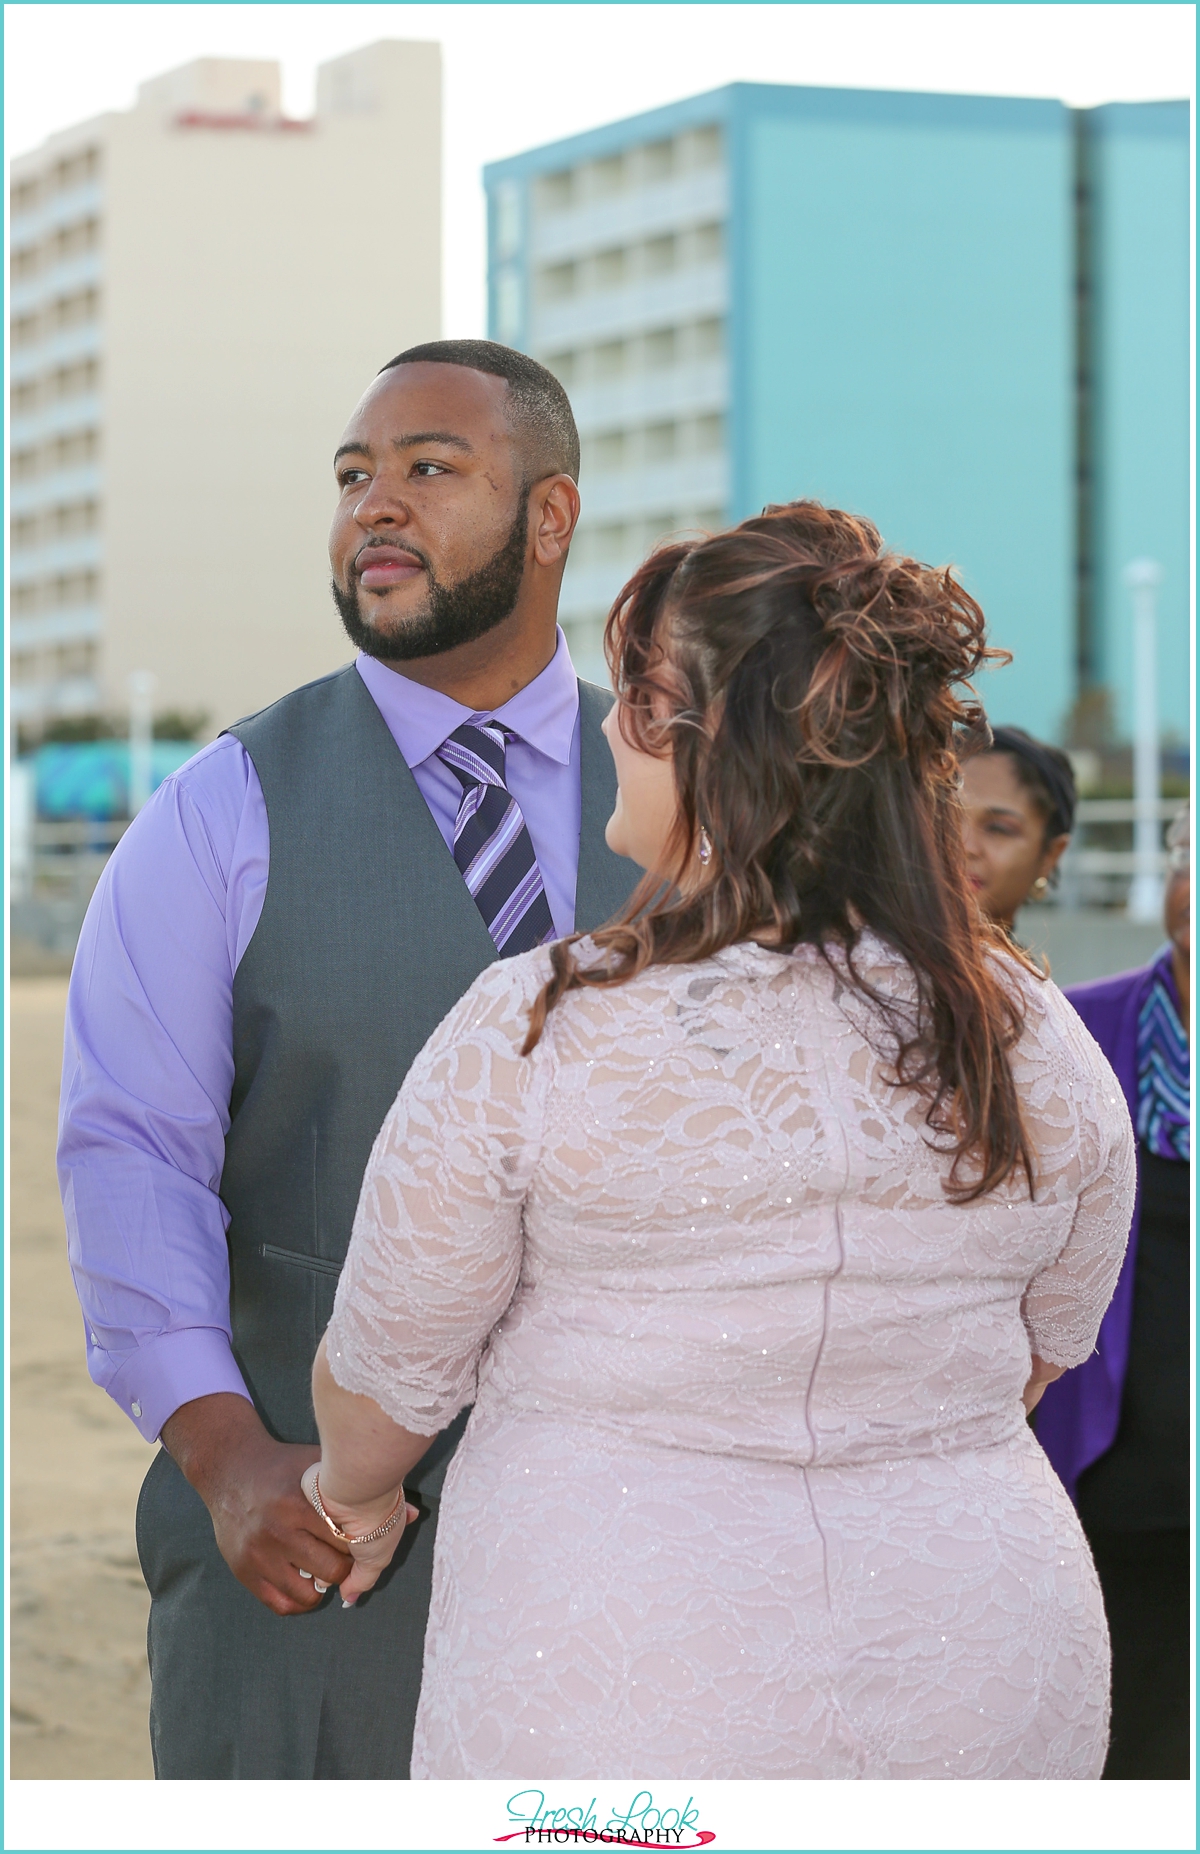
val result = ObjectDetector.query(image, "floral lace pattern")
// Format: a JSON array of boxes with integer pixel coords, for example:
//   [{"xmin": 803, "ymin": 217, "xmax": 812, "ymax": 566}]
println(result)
[{"xmin": 327, "ymin": 934, "xmax": 1134, "ymax": 1779}]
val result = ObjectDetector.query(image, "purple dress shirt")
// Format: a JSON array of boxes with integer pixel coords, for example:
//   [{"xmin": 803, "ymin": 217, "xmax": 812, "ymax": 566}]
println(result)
[
  {"xmin": 58, "ymin": 635, "xmax": 583, "ymax": 1443},
  {"xmin": 1034, "ymin": 954, "xmax": 1171, "ymax": 1504}
]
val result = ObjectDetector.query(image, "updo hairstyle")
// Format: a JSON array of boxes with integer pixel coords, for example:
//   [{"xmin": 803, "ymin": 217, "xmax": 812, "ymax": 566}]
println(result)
[{"xmin": 526, "ymin": 500, "xmax": 1033, "ymax": 1202}]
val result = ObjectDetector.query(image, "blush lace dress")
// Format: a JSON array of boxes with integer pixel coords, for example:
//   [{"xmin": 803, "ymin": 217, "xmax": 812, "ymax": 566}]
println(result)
[{"xmin": 325, "ymin": 934, "xmax": 1134, "ymax": 1780}]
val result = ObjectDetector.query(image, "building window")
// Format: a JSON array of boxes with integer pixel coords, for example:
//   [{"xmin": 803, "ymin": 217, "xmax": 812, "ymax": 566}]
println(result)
[
  {"xmin": 591, "ymin": 153, "xmax": 626, "ymax": 198},
  {"xmin": 50, "ymin": 357, "xmax": 101, "ymax": 400},
  {"xmin": 589, "ymin": 431, "xmax": 626, "ymax": 473},
  {"xmin": 11, "ymin": 177, "xmax": 40, "ymax": 216},
  {"xmin": 595, "ymin": 522, "xmax": 629, "ymax": 560},
  {"xmin": 694, "ymin": 413, "xmax": 725, "ymax": 453},
  {"xmin": 51, "ymin": 147, "xmax": 101, "ymax": 193},
  {"xmin": 644, "ymin": 327, "xmax": 677, "ymax": 369},
  {"xmin": 11, "ymin": 514, "xmax": 39, "ymax": 550},
  {"xmin": 697, "ymin": 506, "xmax": 726, "ymax": 532},
  {"xmin": 594, "ymin": 247, "xmax": 627, "ymax": 290},
  {"xmin": 11, "ymin": 312, "xmax": 40, "ymax": 348},
  {"xmin": 12, "ymin": 650, "xmax": 39, "ymax": 686},
  {"xmin": 49, "ymin": 568, "xmax": 100, "ymax": 609},
  {"xmin": 683, "ymin": 125, "xmax": 723, "ymax": 169},
  {"xmin": 50, "ymin": 287, "xmax": 100, "ymax": 331},
  {"xmin": 693, "ymin": 316, "xmax": 725, "ymax": 358},
  {"xmin": 51, "ymin": 499, "xmax": 100, "ymax": 537},
  {"xmin": 692, "ymin": 222, "xmax": 724, "ymax": 265},
  {"xmin": 539, "ymin": 260, "xmax": 577, "ymax": 303},
  {"xmin": 644, "ymin": 234, "xmax": 677, "ymax": 276},
  {"xmin": 539, "ymin": 169, "xmax": 574, "ymax": 213},
  {"xmin": 55, "ymin": 640, "xmax": 98, "ymax": 679},
  {"xmin": 546, "ymin": 350, "xmax": 578, "ymax": 387},
  {"xmin": 641, "ymin": 139, "xmax": 676, "ymax": 183},
  {"xmin": 11, "ymin": 380, "xmax": 39, "ymax": 415},
  {"xmin": 12, "ymin": 582, "xmax": 40, "ymax": 616},
  {"xmin": 12, "ymin": 448, "xmax": 38, "ymax": 481},
  {"xmin": 12, "ymin": 244, "xmax": 39, "ymax": 280},
  {"xmin": 595, "ymin": 339, "xmax": 627, "ymax": 380},
  {"xmin": 641, "ymin": 514, "xmax": 680, "ymax": 550},
  {"xmin": 645, "ymin": 421, "xmax": 677, "ymax": 461},
  {"xmin": 48, "ymin": 428, "xmax": 101, "ymax": 469},
  {"xmin": 47, "ymin": 216, "xmax": 101, "ymax": 265}
]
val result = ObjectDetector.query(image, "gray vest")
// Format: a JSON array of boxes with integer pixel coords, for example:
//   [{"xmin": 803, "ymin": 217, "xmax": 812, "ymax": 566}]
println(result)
[{"xmin": 223, "ymin": 662, "xmax": 637, "ymax": 1473}]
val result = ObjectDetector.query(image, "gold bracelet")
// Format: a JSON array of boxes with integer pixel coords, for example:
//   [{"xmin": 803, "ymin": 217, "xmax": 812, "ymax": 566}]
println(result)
[{"xmin": 307, "ymin": 1470, "xmax": 405, "ymax": 1545}]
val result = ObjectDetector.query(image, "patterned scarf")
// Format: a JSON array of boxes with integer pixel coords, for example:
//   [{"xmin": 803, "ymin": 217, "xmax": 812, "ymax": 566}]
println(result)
[{"xmin": 1136, "ymin": 947, "xmax": 1190, "ymax": 1161}]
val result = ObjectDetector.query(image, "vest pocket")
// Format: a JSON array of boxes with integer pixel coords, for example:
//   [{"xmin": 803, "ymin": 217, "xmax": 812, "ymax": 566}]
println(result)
[{"xmin": 259, "ymin": 1243, "xmax": 343, "ymax": 1279}]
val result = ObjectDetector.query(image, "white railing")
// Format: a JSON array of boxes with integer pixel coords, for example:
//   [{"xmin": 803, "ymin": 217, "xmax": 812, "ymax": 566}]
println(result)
[
  {"xmin": 16, "ymin": 817, "xmax": 128, "ymax": 904},
  {"xmin": 8, "ymin": 796, "xmax": 1190, "ymax": 925},
  {"xmin": 1054, "ymin": 797, "xmax": 1187, "ymax": 908}
]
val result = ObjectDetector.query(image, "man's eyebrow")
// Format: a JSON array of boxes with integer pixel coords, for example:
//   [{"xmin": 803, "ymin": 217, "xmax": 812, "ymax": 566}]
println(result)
[
  {"xmin": 391, "ymin": 430, "xmax": 474, "ymax": 454},
  {"xmin": 334, "ymin": 430, "xmax": 475, "ymax": 469}
]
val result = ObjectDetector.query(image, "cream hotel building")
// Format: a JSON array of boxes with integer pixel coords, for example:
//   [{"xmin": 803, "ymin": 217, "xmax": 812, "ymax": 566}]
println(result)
[{"xmin": 10, "ymin": 41, "xmax": 441, "ymax": 740}]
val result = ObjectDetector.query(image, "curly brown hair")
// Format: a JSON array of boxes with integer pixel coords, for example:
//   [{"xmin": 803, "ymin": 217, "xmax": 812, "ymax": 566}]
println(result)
[{"xmin": 525, "ymin": 499, "xmax": 1035, "ymax": 1202}]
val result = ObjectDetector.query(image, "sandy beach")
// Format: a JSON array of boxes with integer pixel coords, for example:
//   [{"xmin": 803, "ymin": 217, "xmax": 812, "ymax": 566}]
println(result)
[
  {"xmin": 5, "ymin": 910, "xmax": 1163, "ymax": 1782},
  {"xmin": 10, "ymin": 977, "xmax": 154, "ymax": 1779}
]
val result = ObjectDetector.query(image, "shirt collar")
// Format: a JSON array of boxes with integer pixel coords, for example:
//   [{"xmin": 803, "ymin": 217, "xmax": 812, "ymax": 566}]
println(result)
[{"xmin": 355, "ymin": 626, "xmax": 579, "ymax": 770}]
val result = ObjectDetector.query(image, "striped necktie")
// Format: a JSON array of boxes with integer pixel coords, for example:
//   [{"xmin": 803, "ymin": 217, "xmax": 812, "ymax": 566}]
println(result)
[{"xmin": 436, "ymin": 719, "xmax": 555, "ymax": 958}]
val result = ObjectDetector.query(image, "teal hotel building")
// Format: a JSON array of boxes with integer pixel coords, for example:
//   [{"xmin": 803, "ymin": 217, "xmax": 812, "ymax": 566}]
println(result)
[{"xmin": 485, "ymin": 84, "xmax": 1189, "ymax": 748}]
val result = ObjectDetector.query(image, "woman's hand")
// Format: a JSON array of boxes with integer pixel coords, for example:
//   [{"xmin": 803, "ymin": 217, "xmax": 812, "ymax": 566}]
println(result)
[
  {"xmin": 1022, "ymin": 1353, "xmax": 1066, "ymax": 1416},
  {"xmin": 300, "ymin": 1461, "xmax": 419, "ymax": 1606},
  {"xmin": 308, "ymin": 1332, "xmax": 437, "ymax": 1601}
]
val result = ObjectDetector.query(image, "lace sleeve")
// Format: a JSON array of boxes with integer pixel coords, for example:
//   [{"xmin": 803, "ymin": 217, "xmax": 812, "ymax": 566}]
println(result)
[
  {"xmin": 324, "ymin": 953, "xmax": 553, "ymax": 1433},
  {"xmin": 1019, "ymin": 984, "xmax": 1137, "ymax": 1369}
]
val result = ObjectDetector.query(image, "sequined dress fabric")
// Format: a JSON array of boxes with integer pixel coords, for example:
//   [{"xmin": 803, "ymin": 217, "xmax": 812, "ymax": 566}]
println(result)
[{"xmin": 326, "ymin": 935, "xmax": 1134, "ymax": 1780}]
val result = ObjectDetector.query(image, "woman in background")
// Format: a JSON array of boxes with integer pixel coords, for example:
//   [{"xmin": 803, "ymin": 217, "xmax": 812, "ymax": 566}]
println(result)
[
  {"xmin": 959, "ymin": 725, "xmax": 1076, "ymax": 934},
  {"xmin": 1036, "ymin": 809, "xmax": 1190, "ymax": 1780}
]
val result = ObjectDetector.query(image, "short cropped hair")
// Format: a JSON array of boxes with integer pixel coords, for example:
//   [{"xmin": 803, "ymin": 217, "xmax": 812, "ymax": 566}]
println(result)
[{"xmin": 380, "ymin": 339, "xmax": 580, "ymax": 483}]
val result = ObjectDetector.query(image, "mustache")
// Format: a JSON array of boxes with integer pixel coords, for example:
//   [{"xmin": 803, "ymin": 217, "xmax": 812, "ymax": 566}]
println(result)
[{"xmin": 351, "ymin": 540, "xmax": 431, "ymax": 578}]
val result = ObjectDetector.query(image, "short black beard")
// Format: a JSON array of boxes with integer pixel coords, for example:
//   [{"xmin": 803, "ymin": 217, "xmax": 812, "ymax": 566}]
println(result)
[{"xmin": 332, "ymin": 493, "xmax": 531, "ymax": 663}]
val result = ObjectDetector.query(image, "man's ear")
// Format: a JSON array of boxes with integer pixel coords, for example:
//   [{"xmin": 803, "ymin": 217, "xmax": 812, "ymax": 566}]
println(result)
[{"xmin": 530, "ymin": 475, "xmax": 581, "ymax": 568}]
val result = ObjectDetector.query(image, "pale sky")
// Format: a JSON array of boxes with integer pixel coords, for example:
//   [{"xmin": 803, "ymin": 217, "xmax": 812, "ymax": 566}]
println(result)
[{"xmin": 5, "ymin": 3, "xmax": 1195, "ymax": 334}]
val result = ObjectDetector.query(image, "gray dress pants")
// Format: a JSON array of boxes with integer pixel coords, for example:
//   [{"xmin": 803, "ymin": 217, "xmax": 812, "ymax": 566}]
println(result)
[{"xmin": 136, "ymin": 1444, "xmax": 446, "ymax": 1779}]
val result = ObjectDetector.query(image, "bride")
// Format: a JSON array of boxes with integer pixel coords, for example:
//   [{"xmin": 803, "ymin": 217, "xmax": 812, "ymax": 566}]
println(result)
[{"xmin": 305, "ymin": 500, "xmax": 1133, "ymax": 1779}]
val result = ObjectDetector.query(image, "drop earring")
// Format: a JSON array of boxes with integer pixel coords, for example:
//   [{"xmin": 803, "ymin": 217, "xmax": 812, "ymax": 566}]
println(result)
[
  {"xmin": 698, "ymin": 827, "xmax": 713, "ymax": 867},
  {"xmin": 1031, "ymin": 875, "xmax": 1049, "ymax": 898}
]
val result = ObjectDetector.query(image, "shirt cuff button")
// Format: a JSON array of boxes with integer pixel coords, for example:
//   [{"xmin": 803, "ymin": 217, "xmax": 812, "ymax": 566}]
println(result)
[{"xmin": 131, "ymin": 1401, "xmax": 142, "ymax": 1418}]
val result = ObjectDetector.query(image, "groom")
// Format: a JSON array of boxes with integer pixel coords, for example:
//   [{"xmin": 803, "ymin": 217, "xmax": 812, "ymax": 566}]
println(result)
[{"xmin": 58, "ymin": 341, "xmax": 639, "ymax": 1778}]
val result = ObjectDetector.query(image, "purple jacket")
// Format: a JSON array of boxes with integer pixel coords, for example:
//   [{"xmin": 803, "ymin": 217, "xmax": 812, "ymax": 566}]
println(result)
[{"xmin": 1035, "ymin": 957, "xmax": 1164, "ymax": 1503}]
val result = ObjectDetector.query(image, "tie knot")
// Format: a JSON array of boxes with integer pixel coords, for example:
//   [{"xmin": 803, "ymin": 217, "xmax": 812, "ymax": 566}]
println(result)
[{"xmin": 437, "ymin": 719, "xmax": 508, "ymax": 791}]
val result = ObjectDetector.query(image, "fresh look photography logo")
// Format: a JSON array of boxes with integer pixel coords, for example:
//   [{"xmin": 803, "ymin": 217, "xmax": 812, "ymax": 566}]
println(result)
[{"xmin": 495, "ymin": 1789, "xmax": 716, "ymax": 1847}]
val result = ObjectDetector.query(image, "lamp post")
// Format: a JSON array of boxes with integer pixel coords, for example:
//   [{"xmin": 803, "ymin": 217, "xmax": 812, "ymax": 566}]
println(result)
[
  {"xmin": 1124, "ymin": 559, "xmax": 1163, "ymax": 923},
  {"xmin": 128, "ymin": 670, "xmax": 156, "ymax": 816}
]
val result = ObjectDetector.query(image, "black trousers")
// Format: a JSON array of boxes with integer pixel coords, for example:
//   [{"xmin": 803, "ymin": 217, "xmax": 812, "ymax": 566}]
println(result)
[
  {"xmin": 1087, "ymin": 1528, "xmax": 1191, "ymax": 1780},
  {"xmin": 137, "ymin": 1447, "xmax": 438, "ymax": 1778}
]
